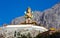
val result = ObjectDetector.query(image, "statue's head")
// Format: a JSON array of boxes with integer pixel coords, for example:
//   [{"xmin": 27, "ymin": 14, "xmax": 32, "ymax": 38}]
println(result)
[{"xmin": 27, "ymin": 7, "xmax": 31, "ymax": 13}]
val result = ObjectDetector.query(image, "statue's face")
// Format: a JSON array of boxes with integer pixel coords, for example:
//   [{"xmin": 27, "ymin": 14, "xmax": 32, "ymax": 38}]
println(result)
[{"xmin": 28, "ymin": 8, "xmax": 31, "ymax": 13}]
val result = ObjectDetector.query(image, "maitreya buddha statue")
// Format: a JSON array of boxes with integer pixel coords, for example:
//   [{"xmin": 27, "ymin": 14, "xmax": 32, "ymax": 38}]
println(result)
[
  {"xmin": 20, "ymin": 7, "xmax": 37, "ymax": 25},
  {"xmin": 25, "ymin": 7, "xmax": 33, "ymax": 23}
]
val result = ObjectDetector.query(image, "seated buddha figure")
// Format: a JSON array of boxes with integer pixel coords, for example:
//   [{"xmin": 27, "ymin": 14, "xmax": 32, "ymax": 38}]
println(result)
[{"xmin": 25, "ymin": 7, "xmax": 33, "ymax": 23}]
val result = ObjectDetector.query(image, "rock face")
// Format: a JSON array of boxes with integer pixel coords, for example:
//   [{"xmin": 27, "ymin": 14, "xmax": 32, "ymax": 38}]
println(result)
[
  {"xmin": 11, "ymin": 3, "xmax": 60, "ymax": 29},
  {"xmin": 43, "ymin": 3, "xmax": 60, "ymax": 29}
]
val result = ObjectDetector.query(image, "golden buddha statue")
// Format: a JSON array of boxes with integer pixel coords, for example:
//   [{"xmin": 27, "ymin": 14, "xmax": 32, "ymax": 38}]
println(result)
[
  {"xmin": 25, "ymin": 7, "xmax": 33, "ymax": 23},
  {"xmin": 21, "ymin": 7, "xmax": 37, "ymax": 25}
]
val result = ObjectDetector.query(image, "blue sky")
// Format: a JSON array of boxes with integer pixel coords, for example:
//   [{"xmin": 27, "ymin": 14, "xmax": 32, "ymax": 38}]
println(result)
[{"xmin": 0, "ymin": 0, "xmax": 60, "ymax": 26}]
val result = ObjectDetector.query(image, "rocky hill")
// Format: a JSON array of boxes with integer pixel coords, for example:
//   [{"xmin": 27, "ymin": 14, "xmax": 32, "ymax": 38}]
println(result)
[
  {"xmin": 43, "ymin": 3, "xmax": 60, "ymax": 29},
  {"xmin": 11, "ymin": 3, "xmax": 60, "ymax": 29}
]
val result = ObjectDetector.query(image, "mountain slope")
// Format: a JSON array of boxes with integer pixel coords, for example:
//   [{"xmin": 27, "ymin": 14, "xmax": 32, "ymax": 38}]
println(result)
[{"xmin": 42, "ymin": 3, "xmax": 60, "ymax": 29}]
